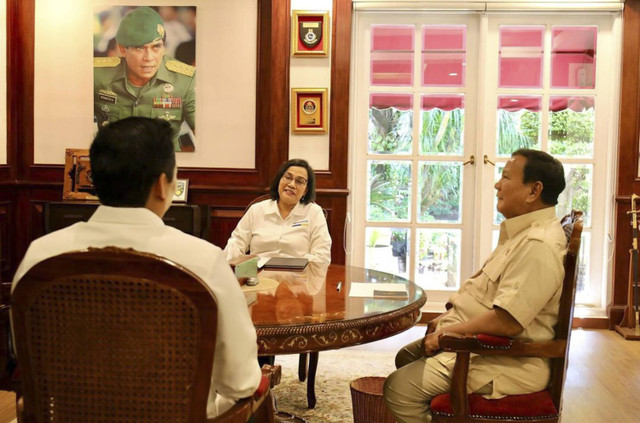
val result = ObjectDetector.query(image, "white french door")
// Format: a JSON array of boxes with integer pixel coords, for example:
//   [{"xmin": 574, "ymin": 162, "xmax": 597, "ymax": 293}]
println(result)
[{"xmin": 349, "ymin": 10, "xmax": 620, "ymax": 311}]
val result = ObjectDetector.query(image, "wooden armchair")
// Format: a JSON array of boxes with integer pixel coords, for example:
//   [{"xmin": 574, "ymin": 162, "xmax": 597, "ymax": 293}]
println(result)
[
  {"xmin": 0, "ymin": 281, "xmax": 19, "ymax": 393},
  {"xmin": 11, "ymin": 247, "xmax": 275, "ymax": 423},
  {"xmin": 431, "ymin": 211, "xmax": 583, "ymax": 423}
]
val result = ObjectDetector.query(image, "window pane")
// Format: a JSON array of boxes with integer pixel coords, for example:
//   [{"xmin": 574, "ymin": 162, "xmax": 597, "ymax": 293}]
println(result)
[
  {"xmin": 420, "ymin": 95, "xmax": 464, "ymax": 155},
  {"xmin": 367, "ymin": 160, "xmax": 412, "ymax": 222},
  {"xmin": 422, "ymin": 25, "xmax": 466, "ymax": 87},
  {"xmin": 369, "ymin": 94, "xmax": 413, "ymax": 154},
  {"xmin": 497, "ymin": 96, "xmax": 541, "ymax": 156},
  {"xmin": 499, "ymin": 26, "xmax": 544, "ymax": 88},
  {"xmin": 575, "ymin": 231, "xmax": 591, "ymax": 301},
  {"xmin": 418, "ymin": 161, "xmax": 462, "ymax": 223},
  {"xmin": 557, "ymin": 164, "xmax": 593, "ymax": 227},
  {"xmin": 551, "ymin": 26, "xmax": 597, "ymax": 89},
  {"xmin": 371, "ymin": 25, "xmax": 414, "ymax": 86},
  {"xmin": 493, "ymin": 164, "xmax": 505, "ymax": 225},
  {"xmin": 549, "ymin": 96, "xmax": 594, "ymax": 158},
  {"xmin": 415, "ymin": 229, "xmax": 461, "ymax": 290},
  {"xmin": 365, "ymin": 227, "xmax": 410, "ymax": 278}
]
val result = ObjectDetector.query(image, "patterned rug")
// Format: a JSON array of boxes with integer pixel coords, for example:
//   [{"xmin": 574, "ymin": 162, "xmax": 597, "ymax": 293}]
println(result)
[
  {"xmin": 4, "ymin": 350, "xmax": 398, "ymax": 423},
  {"xmin": 273, "ymin": 349, "xmax": 397, "ymax": 423}
]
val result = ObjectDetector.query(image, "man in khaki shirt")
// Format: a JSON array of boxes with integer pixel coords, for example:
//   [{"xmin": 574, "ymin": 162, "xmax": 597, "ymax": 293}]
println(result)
[{"xmin": 384, "ymin": 149, "xmax": 567, "ymax": 423}]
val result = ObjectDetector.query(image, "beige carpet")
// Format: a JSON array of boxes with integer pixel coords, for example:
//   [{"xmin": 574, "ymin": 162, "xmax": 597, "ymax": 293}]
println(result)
[
  {"xmin": 2, "ymin": 350, "xmax": 399, "ymax": 423},
  {"xmin": 273, "ymin": 349, "xmax": 397, "ymax": 423}
]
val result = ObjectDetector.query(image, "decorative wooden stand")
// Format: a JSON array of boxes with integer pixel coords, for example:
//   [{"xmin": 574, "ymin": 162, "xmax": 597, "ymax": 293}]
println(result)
[{"xmin": 615, "ymin": 249, "xmax": 640, "ymax": 340}]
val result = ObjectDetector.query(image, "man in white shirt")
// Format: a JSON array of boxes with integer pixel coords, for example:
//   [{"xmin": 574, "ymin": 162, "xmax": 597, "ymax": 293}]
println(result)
[
  {"xmin": 384, "ymin": 149, "xmax": 568, "ymax": 423},
  {"xmin": 12, "ymin": 117, "xmax": 261, "ymax": 418}
]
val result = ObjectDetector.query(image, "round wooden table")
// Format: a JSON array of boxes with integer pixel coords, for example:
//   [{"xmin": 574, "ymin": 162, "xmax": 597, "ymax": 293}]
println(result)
[{"xmin": 245, "ymin": 263, "xmax": 426, "ymax": 408}]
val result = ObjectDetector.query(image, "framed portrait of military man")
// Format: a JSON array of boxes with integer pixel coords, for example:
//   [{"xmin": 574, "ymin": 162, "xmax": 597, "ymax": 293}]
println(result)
[{"xmin": 93, "ymin": 6, "xmax": 197, "ymax": 152}]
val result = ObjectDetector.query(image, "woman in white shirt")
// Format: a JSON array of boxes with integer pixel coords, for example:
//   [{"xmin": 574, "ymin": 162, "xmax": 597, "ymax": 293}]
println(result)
[{"xmin": 223, "ymin": 159, "xmax": 332, "ymax": 262}]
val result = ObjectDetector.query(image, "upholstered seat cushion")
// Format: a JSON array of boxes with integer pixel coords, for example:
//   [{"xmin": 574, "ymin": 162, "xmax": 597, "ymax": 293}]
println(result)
[{"xmin": 431, "ymin": 390, "xmax": 559, "ymax": 419}]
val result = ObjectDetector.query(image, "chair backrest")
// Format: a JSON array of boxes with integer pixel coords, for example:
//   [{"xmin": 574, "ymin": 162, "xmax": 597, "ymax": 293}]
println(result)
[
  {"xmin": 11, "ymin": 247, "xmax": 218, "ymax": 423},
  {"xmin": 244, "ymin": 194, "xmax": 271, "ymax": 214},
  {"xmin": 549, "ymin": 210, "xmax": 583, "ymax": 409}
]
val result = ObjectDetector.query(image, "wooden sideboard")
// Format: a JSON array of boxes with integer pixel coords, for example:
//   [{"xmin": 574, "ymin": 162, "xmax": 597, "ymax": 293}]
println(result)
[{"xmin": 43, "ymin": 202, "xmax": 211, "ymax": 239}]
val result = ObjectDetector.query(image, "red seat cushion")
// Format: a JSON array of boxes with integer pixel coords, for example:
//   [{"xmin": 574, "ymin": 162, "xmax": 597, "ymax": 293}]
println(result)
[
  {"xmin": 476, "ymin": 334, "xmax": 512, "ymax": 348},
  {"xmin": 254, "ymin": 375, "xmax": 270, "ymax": 398},
  {"xmin": 431, "ymin": 390, "xmax": 558, "ymax": 419}
]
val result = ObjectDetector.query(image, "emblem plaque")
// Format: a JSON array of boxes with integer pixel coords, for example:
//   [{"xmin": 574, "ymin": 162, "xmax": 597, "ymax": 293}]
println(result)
[
  {"xmin": 291, "ymin": 88, "xmax": 328, "ymax": 134},
  {"xmin": 291, "ymin": 11, "xmax": 330, "ymax": 57}
]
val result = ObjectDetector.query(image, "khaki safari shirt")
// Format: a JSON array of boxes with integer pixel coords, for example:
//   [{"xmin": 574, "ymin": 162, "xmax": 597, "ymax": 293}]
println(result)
[
  {"xmin": 94, "ymin": 55, "xmax": 196, "ymax": 151},
  {"xmin": 431, "ymin": 207, "xmax": 567, "ymax": 398}
]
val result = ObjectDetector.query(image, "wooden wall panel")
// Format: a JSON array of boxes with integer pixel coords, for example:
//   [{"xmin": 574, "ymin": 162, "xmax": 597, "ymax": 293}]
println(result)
[
  {"xmin": 2, "ymin": 0, "xmax": 353, "ymax": 280},
  {"xmin": 0, "ymin": 202, "xmax": 12, "ymax": 281},
  {"xmin": 610, "ymin": 0, "xmax": 640, "ymax": 328}
]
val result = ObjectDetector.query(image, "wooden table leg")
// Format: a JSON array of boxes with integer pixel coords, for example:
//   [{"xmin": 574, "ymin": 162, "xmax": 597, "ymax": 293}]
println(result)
[
  {"xmin": 306, "ymin": 352, "xmax": 319, "ymax": 409},
  {"xmin": 298, "ymin": 353, "xmax": 307, "ymax": 382}
]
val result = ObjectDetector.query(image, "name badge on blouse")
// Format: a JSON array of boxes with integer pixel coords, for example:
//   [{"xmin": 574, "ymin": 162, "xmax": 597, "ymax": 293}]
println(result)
[{"xmin": 292, "ymin": 219, "xmax": 309, "ymax": 228}]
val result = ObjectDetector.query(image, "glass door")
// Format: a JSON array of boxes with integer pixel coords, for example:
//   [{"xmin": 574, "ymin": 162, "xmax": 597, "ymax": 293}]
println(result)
[
  {"xmin": 350, "ymin": 10, "xmax": 620, "ymax": 311},
  {"xmin": 478, "ymin": 15, "xmax": 618, "ymax": 307},
  {"xmin": 351, "ymin": 15, "xmax": 479, "ymax": 306}
]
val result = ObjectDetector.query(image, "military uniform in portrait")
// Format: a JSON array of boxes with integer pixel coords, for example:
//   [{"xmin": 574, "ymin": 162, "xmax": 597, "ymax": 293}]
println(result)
[
  {"xmin": 93, "ymin": 6, "xmax": 196, "ymax": 152},
  {"xmin": 94, "ymin": 55, "xmax": 195, "ymax": 152}
]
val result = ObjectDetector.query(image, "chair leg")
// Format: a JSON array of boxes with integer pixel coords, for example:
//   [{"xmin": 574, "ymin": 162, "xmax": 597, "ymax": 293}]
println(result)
[
  {"xmin": 306, "ymin": 352, "xmax": 319, "ymax": 409},
  {"xmin": 298, "ymin": 353, "xmax": 307, "ymax": 382},
  {"xmin": 259, "ymin": 355, "xmax": 275, "ymax": 367}
]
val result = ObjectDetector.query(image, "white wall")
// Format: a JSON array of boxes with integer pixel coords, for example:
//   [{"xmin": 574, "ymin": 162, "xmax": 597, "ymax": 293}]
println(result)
[{"xmin": 33, "ymin": 0, "xmax": 256, "ymax": 168}]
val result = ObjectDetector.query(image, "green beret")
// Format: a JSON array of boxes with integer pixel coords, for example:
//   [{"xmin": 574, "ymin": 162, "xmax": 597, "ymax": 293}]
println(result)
[{"xmin": 115, "ymin": 7, "xmax": 165, "ymax": 47}]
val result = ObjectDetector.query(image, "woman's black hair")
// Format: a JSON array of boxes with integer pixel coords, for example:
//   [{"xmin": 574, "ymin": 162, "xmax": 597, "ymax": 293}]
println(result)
[{"xmin": 269, "ymin": 159, "xmax": 316, "ymax": 204}]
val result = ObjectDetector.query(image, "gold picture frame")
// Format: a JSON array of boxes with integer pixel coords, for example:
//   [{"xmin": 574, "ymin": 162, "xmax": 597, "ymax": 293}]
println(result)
[
  {"xmin": 173, "ymin": 179, "xmax": 189, "ymax": 203},
  {"xmin": 63, "ymin": 148, "xmax": 99, "ymax": 201},
  {"xmin": 291, "ymin": 10, "xmax": 330, "ymax": 57},
  {"xmin": 291, "ymin": 88, "xmax": 329, "ymax": 134}
]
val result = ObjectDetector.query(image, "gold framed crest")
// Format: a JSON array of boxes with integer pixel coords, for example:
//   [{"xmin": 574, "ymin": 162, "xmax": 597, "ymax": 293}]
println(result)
[
  {"xmin": 173, "ymin": 179, "xmax": 189, "ymax": 203},
  {"xmin": 291, "ymin": 11, "xmax": 330, "ymax": 57},
  {"xmin": 63, "ymin": 149, "xmax": 99, "ymax": 201},
  {"xmin": 291, "ymin": 88, "xmax": 328, "ymax": 134}
]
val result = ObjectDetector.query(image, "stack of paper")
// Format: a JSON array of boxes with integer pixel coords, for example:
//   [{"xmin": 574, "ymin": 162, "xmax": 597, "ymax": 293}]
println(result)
[{"xmin": 348, "ymin": 282, "xmax": 408, "ymax": 299}]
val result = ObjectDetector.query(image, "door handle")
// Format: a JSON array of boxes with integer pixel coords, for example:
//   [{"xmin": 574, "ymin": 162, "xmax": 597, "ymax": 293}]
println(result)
[
  {"xmin": 462, "ymin": 155, "xmax": 475, "ymax": 166},
  {"xmin": 483, "ymin": 155, "xmax": 495, "ymax": 166}
]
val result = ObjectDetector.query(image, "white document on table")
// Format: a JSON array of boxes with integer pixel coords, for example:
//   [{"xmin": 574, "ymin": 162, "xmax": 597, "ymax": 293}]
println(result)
[
  {"xmin": 257, "ymin": 256, "xmax": 269, "ymax": 269},
  {"xmin": 349, "ymin": 282, "xmax": 408, "ymax": 299}
]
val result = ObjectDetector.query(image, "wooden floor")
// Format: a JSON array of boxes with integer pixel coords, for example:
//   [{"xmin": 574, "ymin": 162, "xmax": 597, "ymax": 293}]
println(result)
[{"xmin": 0, "ymin": 328, "xmax": 637, "ymax": 422}]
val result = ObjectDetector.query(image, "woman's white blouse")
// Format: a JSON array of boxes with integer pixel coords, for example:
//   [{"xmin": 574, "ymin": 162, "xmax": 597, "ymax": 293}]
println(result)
[{"xmin": 223, "ymin": 199, "xmax": 332, "ymax": 262}]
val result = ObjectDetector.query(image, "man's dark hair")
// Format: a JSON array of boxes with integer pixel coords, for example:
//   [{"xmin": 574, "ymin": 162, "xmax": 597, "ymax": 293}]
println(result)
[
  {"xmin": 90, "ymin": 117, "xmax": 175, "ymax": 207},
  {"xmin": 512, "ymin": 149, "xmax": 566, "ymax": 205},
  {"xmin": 269, "ymin": 159, "xmax": 316, "ymax": 204}
]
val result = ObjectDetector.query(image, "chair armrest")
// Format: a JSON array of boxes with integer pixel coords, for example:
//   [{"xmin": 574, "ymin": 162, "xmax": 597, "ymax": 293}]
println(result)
[
  {"xmin": 17, "ymin": 396, "xmax": 24, "ymax": 423},
  {"xmin": 0, "ymin": 304, "xmax": 19, "ymax": 393},
  {"xmin": 438, "ymin": 332, "xmax": 567, "ymax": 419},
  {"xmin": 439, "ymin": 332, "xmax": 567, "ymax": 358},
  {"xmin": 260, "ymin": 364, "xmax": 281, "ymax": 388},
  {"xmin": 209, "ymin": 374, "xmax": 276, "ymax": 423},
  {"xmin": 254, "ymin": 375, "xmax": 271, "ymax": 399}
]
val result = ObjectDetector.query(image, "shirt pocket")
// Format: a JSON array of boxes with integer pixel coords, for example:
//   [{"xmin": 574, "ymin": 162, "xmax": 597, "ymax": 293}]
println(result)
[
  {"xmin": 95, "ymin": 103, "xmax": 122, "ymax": 125},
  {"xmin": 467, "ymin": 256, "xmax": 505, "ymax": 308},
  {"xmin": 151, "ymin": 107, "xmax": 183, "ymax": 122}
]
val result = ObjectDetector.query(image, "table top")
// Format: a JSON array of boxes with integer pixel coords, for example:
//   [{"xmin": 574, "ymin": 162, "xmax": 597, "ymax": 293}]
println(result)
[{"xmin": 244, "ymin": 263, "xmax": 426, "ymax": 355}]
